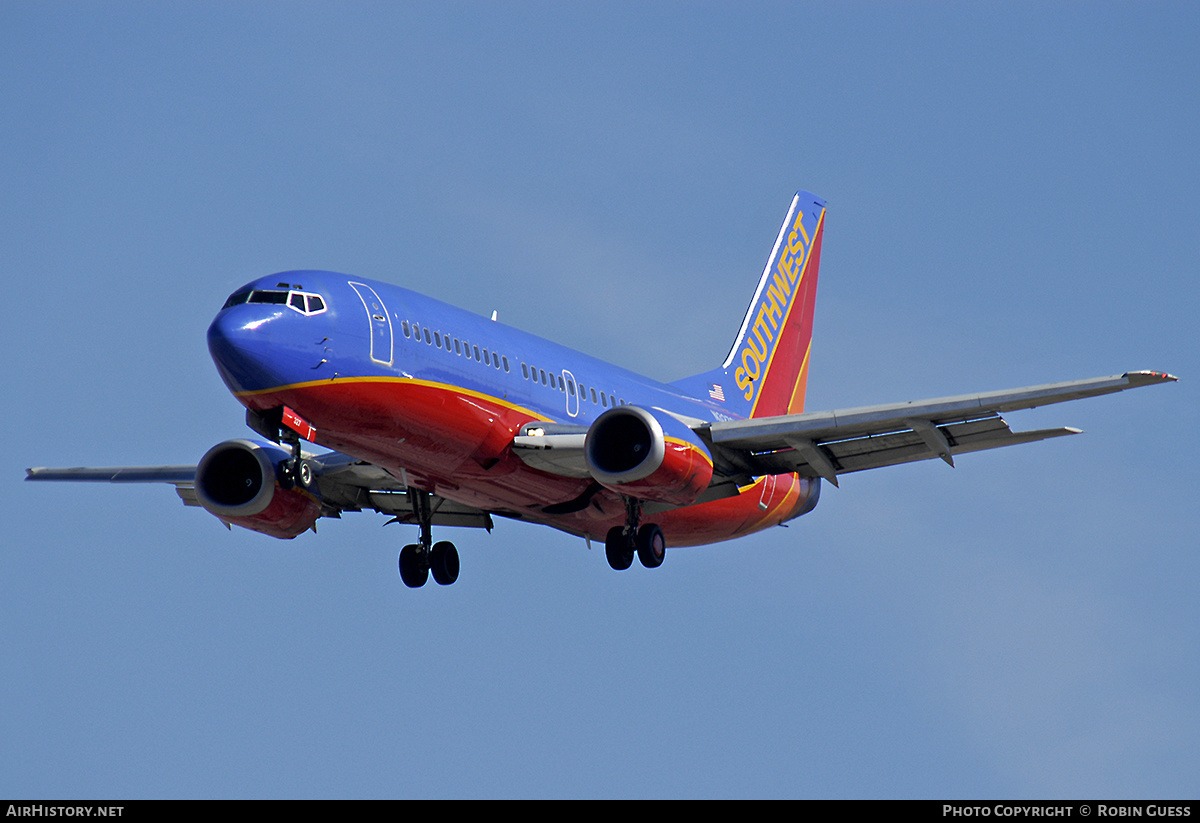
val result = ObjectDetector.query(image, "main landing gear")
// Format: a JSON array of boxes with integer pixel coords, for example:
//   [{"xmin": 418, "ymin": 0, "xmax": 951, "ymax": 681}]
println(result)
[
  {"xmin": 604, "ymin": 497, "xmax": 666, "ymax": 571},
  {"xmin": 398, "ymin": 489, "xmax": 460, "ymax": 588}
]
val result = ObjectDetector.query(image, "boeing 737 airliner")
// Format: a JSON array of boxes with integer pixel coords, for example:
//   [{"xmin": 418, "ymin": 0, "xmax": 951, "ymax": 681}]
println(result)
[{"xmin": 27, "ymin": 191, "xmax": 1176, "ymax": 587}]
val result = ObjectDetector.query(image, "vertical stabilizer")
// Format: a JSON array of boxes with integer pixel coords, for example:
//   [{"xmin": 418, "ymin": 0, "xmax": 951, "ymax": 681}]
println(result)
[{"xmin": 675, "ymin": 191, "xmax": 826, "ymax": 419}]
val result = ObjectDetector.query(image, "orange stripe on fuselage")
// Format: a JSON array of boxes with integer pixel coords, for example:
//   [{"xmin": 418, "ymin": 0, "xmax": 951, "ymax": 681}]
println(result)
[{"xmin": 235, "ymin": 375, "xmax": 545, "ymax": 421}]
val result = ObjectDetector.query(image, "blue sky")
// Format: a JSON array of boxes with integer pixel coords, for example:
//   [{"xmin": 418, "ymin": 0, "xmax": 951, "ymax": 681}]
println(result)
[{"xmin": 4, "ymin": 2, "xmax": 1197, "ymax": 799}]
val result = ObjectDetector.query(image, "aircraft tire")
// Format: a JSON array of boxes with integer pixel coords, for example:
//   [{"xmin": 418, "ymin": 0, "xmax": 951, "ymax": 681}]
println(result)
[
  {"xmin": 636, "ymin": 523, "xmax": 666, "ymax": 568},
  {"xmin": 296, "ymin": 459, "xmax": 314, "ymax": 488},
  {"xmin": 605, "ymin": 527, "xmax": 634, "ymax": 571},
  {"xmin": 430, "ymin": 541, "xmax": 460, "ymax": 586},
  {"xmin": 399, "ymin": 543, "xmax": 429, "ymax": 588}
]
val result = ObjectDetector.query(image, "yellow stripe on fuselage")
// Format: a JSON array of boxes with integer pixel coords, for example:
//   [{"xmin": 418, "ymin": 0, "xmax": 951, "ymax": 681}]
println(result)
[{"xmin": 234, "ymin": 375, "xmax": 548, "ymax": 422}]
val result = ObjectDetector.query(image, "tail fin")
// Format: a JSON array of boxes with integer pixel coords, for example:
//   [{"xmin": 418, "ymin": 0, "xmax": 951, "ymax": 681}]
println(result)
[{"xmin": 675, "ymin": 191, "xmax": 826, "ymax": 419}]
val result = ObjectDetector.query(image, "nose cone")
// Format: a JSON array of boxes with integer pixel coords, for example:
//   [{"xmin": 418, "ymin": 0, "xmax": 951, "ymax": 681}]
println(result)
[{"xmin": 208, "ymin": 305, "xmax": 289, "ymax": 395}]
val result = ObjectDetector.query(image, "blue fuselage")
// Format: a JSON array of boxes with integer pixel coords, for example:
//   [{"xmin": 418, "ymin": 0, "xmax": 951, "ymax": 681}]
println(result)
[{"xmin": 206, "ymin": 270, "xmax": 816, "ymax": 546}]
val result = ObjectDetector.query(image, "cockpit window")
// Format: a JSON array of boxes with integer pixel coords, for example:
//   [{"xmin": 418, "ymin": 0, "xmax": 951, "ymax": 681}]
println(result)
[
  {"xmin": 222, "ymin": 289, "xmax": 252, "ymax": 309},
  {"xmin": 283, "ymin": 291, "xmax": 328, "ymax": 315},
  {"xmin": 221, "ymin": 288, "xmax": 328, "ymax": 316},
  {"xmin": 249, "ymin": 290, "xmax": 288, "ymax": 305}
]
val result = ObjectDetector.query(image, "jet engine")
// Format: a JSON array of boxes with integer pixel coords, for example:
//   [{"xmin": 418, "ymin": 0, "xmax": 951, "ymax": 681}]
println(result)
[
  {"xmin": 584, "ymin": 406, "xmax": 714, "ymax": 505},
  {"xmin": 194, "ymin": 439, "xmax": 320, "ymax": 539}
]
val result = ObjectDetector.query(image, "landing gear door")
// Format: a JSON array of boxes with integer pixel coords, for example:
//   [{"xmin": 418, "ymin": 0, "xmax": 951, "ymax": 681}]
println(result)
[{"xmin": 348, "ymin": 281, "xmax": 393, "ymax": 366}]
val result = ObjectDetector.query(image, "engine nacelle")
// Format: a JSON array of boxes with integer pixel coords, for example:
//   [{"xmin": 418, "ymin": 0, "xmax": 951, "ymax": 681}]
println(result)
[
  {"xmin": 194, "ymin": 439, "xmax": 320, "ymax": 539},
  {"xmin": 584, "ymin": 406, "xmax": 714, "ymax": 506}
]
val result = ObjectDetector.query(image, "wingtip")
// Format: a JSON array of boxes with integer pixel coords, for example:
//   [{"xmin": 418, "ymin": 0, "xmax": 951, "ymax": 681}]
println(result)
[{"xmin": 1122, "ymin": 370, "xmax": 1178, "ymax": 386}]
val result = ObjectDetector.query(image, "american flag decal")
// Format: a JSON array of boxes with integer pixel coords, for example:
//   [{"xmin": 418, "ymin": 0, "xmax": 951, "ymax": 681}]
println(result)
[{"xmin": 708, "ymin": 383, "xmax": 726, "ymax": 402}]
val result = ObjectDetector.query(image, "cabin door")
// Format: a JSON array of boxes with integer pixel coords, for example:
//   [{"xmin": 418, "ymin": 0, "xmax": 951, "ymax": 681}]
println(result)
[
  {"xmin": 348, "ymin": 282, "xmax": 394, "ymax": 366},
  {"xmin": 562, "ymin": 369, "xmax": 580, "ymax": 418}
]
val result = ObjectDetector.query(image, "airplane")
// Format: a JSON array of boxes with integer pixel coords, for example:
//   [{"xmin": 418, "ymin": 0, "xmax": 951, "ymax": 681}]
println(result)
[{"xmin": 26, "ymin": 191, "xmax": 1177, "ymax": 587}]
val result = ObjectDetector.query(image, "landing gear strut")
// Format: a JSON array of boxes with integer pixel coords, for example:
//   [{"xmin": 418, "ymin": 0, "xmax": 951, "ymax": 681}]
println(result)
[
  {"xmin": 398, "ymin": 488, "xmax": 459, "ymax": 587},
  {"xmin": 604, "ymin": 497, "xmax": 666, "ymax": 571},
  {"xmin": 278, "ymin": 430, "xmax": 313, "ymax": 490}
]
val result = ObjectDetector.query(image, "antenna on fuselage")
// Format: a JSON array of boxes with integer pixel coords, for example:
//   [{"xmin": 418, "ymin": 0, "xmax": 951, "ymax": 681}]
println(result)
[{"xmin": 490, "ymin": 310, "xmax": 498, "ymax": 321}]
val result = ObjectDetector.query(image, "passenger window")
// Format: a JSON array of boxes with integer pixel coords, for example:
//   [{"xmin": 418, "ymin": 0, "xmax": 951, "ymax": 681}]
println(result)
[
  {"xmin": 567, "ymin": 380, "xmax": 575, "ymax": 396},
  {"xmin": 434, "ymin": 331, "xmax": 442, "ymax": 348},
  {"xmin": 502, "ymin": 356, "xmax": 510, "ymax": 373},
  {"xmin": 413, "ymin": 323, "xmax": 421, "ymax": 340},
  {"xmin": 549, "ymin": 372, "xmax": 556, "ymax": 389},
  {"xmin": 473, "ymin": 345, "xmax": 481, "ymax": 361},
  {"xmin": 454, "ymin": 339, "xmax": 461, "ymax": 355},
  {"xmin": 521, "ymin": 363, "xmax": 529, "ymax": 379},
  {"xmin": 601, "ymin": 393, "xmax": 608, "ymax": 408},
  {"xmin": 539, "ymin": 369, "xmax": 547, "ymax": 385},
  {"xmin": 493, "ymin": 352, "xmax": 500, "ymax": 369},
  {"xmin": 423, "ymin": 327, "xmax": 432, "ymax": 345},
  {"xmin": 402, "ymin": 320, "xmax": 411, "ymax": 338}
]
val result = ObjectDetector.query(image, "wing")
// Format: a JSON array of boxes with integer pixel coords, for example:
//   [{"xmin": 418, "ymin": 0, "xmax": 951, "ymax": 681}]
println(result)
[
  {"xmin": 308, "ymin": 451, "xmax": 493, "ymax": 529},
  {"xmin": 508, "ymin": 371, "xmax": 1176, "ymax": 493},
  {"xmin": 25, "ymin": 464, "xmax": 202, "ymax": 506},
  {"xmin": 26, "ymin": 450, "xmax": 494, "ymax": 530},
  {"xmin": 702, "ymin": 370, "xmax": 1177, "ymax": 486}
]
